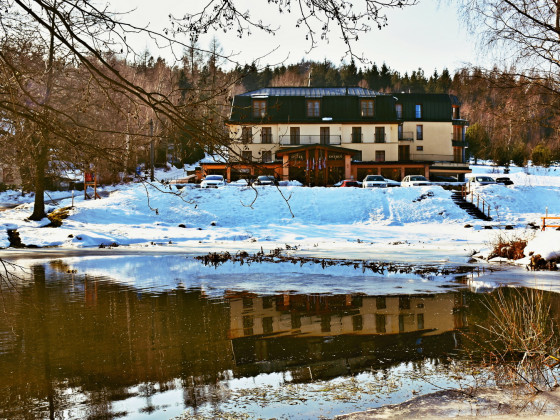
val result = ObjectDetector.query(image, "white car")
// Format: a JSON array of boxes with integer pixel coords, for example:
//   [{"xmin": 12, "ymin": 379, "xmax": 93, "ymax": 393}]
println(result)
[
  {"xmin": 468, "ymin": 176, "xmax": 497, "ymax": 187},
  {"xmin": 200, "ymin": 174, "xmax": 226, "ymax": 188},
  {"xmin": 362, "ymin": 175, "xmax": 388, "ymax": 188},
  {"xmin": 400, "ymin": 175, "xmax": 431, "ymax": 187}
]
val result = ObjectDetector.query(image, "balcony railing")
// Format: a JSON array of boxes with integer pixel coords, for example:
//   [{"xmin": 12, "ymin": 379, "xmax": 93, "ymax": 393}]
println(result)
[
  {"xmin": 374, "ymin": 132, "xmax": 386, "ymax": 143},
  {"xmin": 279, "ymin": 135, "xmax": 342, "ymax": 146},
  {"xmin": 409, "ymin": 153, "xmax": 455, "ymax": 161},
  {"xmin": 398, "ymin": 131, "xmax": 414, "ymax": 141}
]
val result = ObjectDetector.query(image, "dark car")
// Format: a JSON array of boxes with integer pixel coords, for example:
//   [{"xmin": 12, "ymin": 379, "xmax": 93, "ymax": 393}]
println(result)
[
  {"xmin": 339, "ymin": 180, "xmax": 361, "ymax": 187},
  {"xmin": 496, "ymin": 177, "xmax": 514, "ymax": 185},
  {"xmin": 253, "ymin": 175, "xmax": 277, "ymax": 186}
]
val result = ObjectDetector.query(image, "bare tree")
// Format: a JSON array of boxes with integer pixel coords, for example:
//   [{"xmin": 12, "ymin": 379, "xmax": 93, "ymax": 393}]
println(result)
[{"xmin": 173, "ymin": 0, "xmax": 418, "ymax": 62}]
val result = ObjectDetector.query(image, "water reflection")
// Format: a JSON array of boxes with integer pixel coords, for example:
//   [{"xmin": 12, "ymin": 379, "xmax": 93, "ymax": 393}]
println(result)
[{"xmin": 0, "ymin": 257, "xmax": 558, "ymax": 419}]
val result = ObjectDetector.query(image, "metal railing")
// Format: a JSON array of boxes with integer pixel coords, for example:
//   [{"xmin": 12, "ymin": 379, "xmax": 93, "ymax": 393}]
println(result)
[
  {"xmin": 409, "ymin": 154, "xmax": 455, "ymax": 161},
  {"xmin": 374, "ymin": 132, "xmax": 386, "ymax": 143},
  {"xmin": 462, "ymin": 185, "xmax": 492, "ymax": 219},
  {"xmin": 279, "ymin": 135, "xmax": 342, "ymax": 145},
  {"xmin": 398, "ymin": 131, "xmax": 414, "ymax": 141}
]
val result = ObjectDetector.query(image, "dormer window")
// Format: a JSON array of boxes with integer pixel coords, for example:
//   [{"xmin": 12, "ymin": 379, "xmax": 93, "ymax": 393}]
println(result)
[
  {"xmin": 395, "ymin": 103, "xmax": 403, "ymax": 119},
  {"xmin": 415, "ymin": 104, "xmax": 423, "ymax": 119},
  {"xmin": 253, "ymin": 100, "xmax": 267, "ymax": 118},
  {"xmin": 361, "ymin": 99, "xmax": 374, "ymax": 117},
  {"xmin": 307, "ymin": 100, "xmax": 320, "ymax": 117}
]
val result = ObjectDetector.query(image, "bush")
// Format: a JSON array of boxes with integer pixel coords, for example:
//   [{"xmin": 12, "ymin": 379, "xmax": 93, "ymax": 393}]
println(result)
[
  {"xmin": 532, "ymin": 144, "xmax": 553, "ymax": 167},
  {"xmin": 488, "ymin": 234, "xmax": 528, "ymax": 260}
]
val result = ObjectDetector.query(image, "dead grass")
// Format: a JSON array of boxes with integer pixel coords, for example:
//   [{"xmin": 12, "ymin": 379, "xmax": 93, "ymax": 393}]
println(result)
[
  {"xmin": 488, "ymin": 233, "xmax": 529, "ymax": 260},
  {"xmin": 476, "ymin": 288, "xmax": 560, "ymax": 393},
  {"xmin": 46, "ymin": 206, "xmax": 72, "ymax": 227}
]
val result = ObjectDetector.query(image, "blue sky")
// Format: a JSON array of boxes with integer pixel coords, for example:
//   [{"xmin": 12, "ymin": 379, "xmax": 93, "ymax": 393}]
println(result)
[{"xmin": 115, "ymin": 1, "xmax": 481, "ymax": 74}]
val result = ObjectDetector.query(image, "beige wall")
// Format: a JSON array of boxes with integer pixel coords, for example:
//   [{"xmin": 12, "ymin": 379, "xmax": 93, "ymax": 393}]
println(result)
[
  {"xmin": 401, "ymin": 121, "xmax": 453, "ymax": 161},
  {"xmin": 229, "ymin": 121, "xmax": 454, "ymax": 163}
]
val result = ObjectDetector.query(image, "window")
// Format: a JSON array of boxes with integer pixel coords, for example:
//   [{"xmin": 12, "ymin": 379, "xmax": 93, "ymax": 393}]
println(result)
[
  {"xmin": 399, "ymin": 296, "xmax": 411, "ymax": 310},
  {"xmin": 241, "ymin": 127, "xmax": 252, "ymax": 143},
  {"xmin": 320, "ymin": 127, "xmax": 330, "ymax": 145},
  {"xmin": 261, "ymin": 127, "xmax": 272, "ymax": 144},
  {"xmin": 398, "ymin": 125, "xmax": 403, "ymax": 140},
  {"xmin": 417, "ymin": 314, "xmax": 425, "ymax": 330},
  {"xmin": 351, "ymin": 127, "xmax": 362, "ymax": 143},
  {"xmin": 454, "ymin": 146, "xmax": 463, "ymax": 163},
  {"xmin": 307, "ymin": 99, "xmax": 320, "ymax": 117},
  {"xmin": 453, "ymin": 125, "xmax": 462, "ymax": 142},
  {"xmin": 452, "ymin": 106, "xmax": 460, "ymax": 119},
  {"xmin": 376, "ymin": 296, "xmax": 386, "ymax": 309},
  {"xmin": 361, "ymin": 99, "xmax": 374, "ymax": 117},
  {"xmin": 352, "ymin": 151, "xmax": 363, "ymax": 161},
  {"xmin": 290, "ymin": 127, "xmax": 300, "ymax": 145},
  {"xmin": 395, "ymin": 103, "xmax": 403, "ymax": 119},
  {"xmin": 375, "ymin": 127, "xmax": 385, "ymax": 143},
  {"xmin": 253, "ymin": 100, "xmax": 267, "ymax": 118},
  {"xmin": 415, "ymin": 104, "xmax": 422, "ymax": 119},
  {"xmin": 375, "ymin": 150, "xmax": 385, "ymax": 162},
  {"xmin": 375, "ymin": 314, "xmax": 386, "ymax": 333},
  {"xmin": 416, "ymin": 125, "xmax": 423, "ymax": 140},
  {"xmin": 241, "ymin": 150, "xmax": 252, "ymax": 162},
  {"xmin": 352, "ymin": 315, "xmax": 363, "ymax": 331},
  {"xmin": 261, "ymin": 151, "xmax": 272, "ymax": 163},
  {"xmin": 262, "ymin": 317, "xmax": 273, "ymax": 334},
  {"xmin": 416, "ymin": 146, "xmax": 423, "ymax": 151}
]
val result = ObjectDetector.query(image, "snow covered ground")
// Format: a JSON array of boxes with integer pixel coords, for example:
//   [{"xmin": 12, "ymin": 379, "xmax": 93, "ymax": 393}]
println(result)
[{"xmin": 1, "ymin": 163, "xmax": 559, "ymax": 265}]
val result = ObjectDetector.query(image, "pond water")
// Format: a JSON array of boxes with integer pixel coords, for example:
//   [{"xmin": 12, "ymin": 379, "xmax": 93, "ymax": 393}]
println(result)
[{"xmin": 1, "ymin": 254, "xmax": 559, "ymax": 419}]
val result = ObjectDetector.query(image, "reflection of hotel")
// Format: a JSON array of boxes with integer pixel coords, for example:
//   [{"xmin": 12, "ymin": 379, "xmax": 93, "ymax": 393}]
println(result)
[{"xmin": 227, "ymin": 292, "xmax": 467, "ymax": 339}]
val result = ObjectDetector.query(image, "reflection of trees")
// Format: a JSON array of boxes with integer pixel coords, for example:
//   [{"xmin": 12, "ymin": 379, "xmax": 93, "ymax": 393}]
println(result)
[{"xmin": 0, "ymin": 270, "xmax": 232, "ymax": 418}]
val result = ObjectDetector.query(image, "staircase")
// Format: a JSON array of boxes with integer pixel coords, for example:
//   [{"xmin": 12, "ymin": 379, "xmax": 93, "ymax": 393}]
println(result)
[{"xmin": 451, "ymin": 191, "xmax": 493, "ymax": 221}]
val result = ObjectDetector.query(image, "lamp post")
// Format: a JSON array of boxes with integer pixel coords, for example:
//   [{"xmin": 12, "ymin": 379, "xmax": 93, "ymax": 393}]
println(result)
[{"xmin": 149, "ymin": 119, "xmax": 154, "ymax": 182}]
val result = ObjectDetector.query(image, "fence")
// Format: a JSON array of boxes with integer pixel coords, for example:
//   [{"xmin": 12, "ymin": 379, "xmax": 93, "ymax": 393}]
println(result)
[
  {"xmin": 541, "ymin": 216, "xmax": 560, "ymax": 231},
  {"xmin": 461, "ymin": 185, "xmax": 492, "ymax": 219}
]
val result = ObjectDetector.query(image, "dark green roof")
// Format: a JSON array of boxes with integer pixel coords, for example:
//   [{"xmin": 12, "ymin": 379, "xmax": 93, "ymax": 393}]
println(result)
[{"xmin": 229, "ymin": 89, "xmax": 457, "ymax": 124}]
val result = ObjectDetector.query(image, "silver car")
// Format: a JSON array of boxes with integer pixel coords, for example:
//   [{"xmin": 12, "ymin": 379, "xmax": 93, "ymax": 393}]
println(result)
[
  {"xmin": 200, "ymin": 174, "xmax": 226, "ymax": 188},
  {"xmin": 362, "ymin": 175, "xmax": 388, "ymax": 188},
  {"xmin": 401, "ymin": 175, "xmax": 431, "ymax": 187},
  {"xmin": 468, "ymin": 176, "xmax": 497, "ymax": 187}
]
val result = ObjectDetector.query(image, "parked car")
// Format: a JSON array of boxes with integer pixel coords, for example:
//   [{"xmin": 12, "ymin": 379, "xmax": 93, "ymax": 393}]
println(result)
[
  {"xmin": 496, "ymin": 176, "xmax": 514, "ymax": 185},
  {"xmin": 362, "ymin": 175, "xmax": 388, "ymax": 188},
  {"xmin": 339, "ymin": 180, "xmax": 361, "ymax": 187},
  {"xmin": 468, "ymin": 176, "xmax": 497, "ymax": 188},
  {"xmin": 400, "ymin": 175, "xmax": 431, "ymax": 187},
  {"xmin": 200, "ymin": 174, "xmax": 226, "ymax": 188},
  {"xmin": 253, "ymin": 175, "xmax": 277, "ymax": 186}
]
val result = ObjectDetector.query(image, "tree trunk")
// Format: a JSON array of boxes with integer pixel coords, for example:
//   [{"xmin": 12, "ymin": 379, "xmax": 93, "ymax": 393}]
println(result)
[
  {"xmin": 29, "ymin": 2, "xmax": 55, "ymax": 221},
  {"xmin": 29, "ymin": 143, "xmax": 47, "ymax": 221}
]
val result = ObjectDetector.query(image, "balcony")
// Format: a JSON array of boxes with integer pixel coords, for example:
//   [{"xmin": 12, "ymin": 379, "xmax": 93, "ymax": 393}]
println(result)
[
  {"xmin": 398, "ymin": 131, "xmax": 414, "ymax": 141},
  {"xmin": 279, "ymin": 135, "xmax": 342, "ymax": 146},
  {"xmin": 409, "ymin": 153, "xmax": 455, "ymax": 162},
  {"xmin": 374, "ymin": 132, "xmax": 386, "ymax": 143}
]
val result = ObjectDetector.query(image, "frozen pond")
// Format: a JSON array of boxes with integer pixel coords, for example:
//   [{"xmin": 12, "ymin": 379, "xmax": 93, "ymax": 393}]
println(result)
[{"xmin": 0, "ymin": 254, "xmax": 559, "ymax": 419}]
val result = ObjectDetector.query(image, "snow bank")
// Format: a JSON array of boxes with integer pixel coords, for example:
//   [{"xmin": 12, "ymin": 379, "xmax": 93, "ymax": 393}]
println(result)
[{"xmin": 524, "ymin": 230, "xmax": 560, "ymax": 260}]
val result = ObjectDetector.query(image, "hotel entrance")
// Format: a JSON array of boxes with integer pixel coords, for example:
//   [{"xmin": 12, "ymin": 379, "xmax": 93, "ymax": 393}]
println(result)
[{"xmin": 277, "ymin": 145, "xmax": 355, "ymax": 186}]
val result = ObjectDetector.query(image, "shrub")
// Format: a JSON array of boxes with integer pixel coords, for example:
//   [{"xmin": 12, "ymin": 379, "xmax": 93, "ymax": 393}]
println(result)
[
  {"xmin": 476, "ymin": 288, "xmax": 560, "ymax": 393},
  {"xmin": 488, "ymin": 234, "xmax": 528, "ymax": 260}
]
